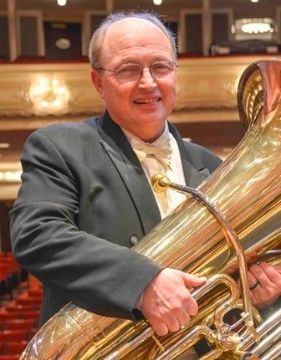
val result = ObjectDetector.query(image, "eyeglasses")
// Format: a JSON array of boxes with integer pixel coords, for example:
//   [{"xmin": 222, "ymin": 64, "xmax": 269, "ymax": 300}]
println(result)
[{"xmin": 96, "ymin": 61, "xmax": 177, "ymax": 83}]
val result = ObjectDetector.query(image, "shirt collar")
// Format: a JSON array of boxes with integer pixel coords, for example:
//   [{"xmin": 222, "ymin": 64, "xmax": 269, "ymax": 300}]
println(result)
[{"xmin": 122, "ymin": 122, "xmax": 171, "ymax": 149}]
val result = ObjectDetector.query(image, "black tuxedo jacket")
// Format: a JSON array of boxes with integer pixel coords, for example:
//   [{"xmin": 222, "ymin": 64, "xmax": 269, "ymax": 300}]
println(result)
[{"xmin": 10, "ymin": 112, "xmax": 221, "ymax": 324}]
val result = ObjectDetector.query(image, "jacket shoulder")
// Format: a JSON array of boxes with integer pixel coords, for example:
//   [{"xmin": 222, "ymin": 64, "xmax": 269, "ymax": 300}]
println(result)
[
  {"xmin": 26, "ymin": 117, "xmax": 100, "ymax": 145},
  {"xmin": 183, "ymin": 141, "xmax": 222, "ymax": 173}
]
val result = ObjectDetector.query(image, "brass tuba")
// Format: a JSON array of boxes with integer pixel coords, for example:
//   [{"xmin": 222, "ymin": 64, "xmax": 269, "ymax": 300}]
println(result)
[{"xmin": 21, "ymin": 59, "xmax": 281, "ymax": 360}]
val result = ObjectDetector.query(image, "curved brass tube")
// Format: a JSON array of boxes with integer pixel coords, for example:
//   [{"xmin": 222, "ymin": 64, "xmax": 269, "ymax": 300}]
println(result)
[{"xmin": 152, "ymin": 173, "xmax": 254, "ymax": 329}]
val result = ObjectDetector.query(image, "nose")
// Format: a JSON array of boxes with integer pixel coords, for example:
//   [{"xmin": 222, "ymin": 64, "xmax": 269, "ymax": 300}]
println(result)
[{"xmin": 138, "ymin": 66, "xmax": 156, "ymax": 88}]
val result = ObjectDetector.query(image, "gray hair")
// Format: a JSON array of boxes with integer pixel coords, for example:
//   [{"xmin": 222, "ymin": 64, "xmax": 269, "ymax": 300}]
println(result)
[{"xmin": 88, "ymin": 12, "xmax": 177, "ymax": 69}]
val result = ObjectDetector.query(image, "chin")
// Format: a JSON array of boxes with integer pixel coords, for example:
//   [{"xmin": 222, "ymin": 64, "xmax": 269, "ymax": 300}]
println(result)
[{"xmin": 139, "ymin": 108, "xmax": 167, "ymax": 120}]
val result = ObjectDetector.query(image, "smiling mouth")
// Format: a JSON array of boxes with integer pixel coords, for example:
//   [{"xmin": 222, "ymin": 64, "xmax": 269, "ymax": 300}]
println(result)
[{"xmin": 134, "ymin": 97, "xmax": 161, "ymax": 104}]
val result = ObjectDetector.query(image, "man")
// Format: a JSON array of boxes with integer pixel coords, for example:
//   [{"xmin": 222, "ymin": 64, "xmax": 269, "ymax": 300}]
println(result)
[{"xmin": 10, "ymin": 11, "xmax": 281, "ymax": 354}]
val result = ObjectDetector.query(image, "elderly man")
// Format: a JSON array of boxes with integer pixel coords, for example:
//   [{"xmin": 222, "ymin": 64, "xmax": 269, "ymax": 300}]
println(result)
[{"xmin": 10, "ymin": 11, "xmax": 281, "ymax": 359}]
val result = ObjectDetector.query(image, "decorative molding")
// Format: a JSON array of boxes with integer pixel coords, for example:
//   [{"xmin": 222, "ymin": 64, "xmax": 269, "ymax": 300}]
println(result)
[
  {"xmin": 27, "ymin": 77, "xmax": 71, "ymax": 115},
  {"xmin": 0, "ymin": 55, "xmax": 280, "ymax": 124},
  {"xmin": 0, "ymin": 163, "xmax": 21, "ymax": 199},
  {"xmin": 0, "ymin": 170, "xmax": 21, "ymax": 182},
  {"xmin": 0, "ymin": 62, "xmax": 104, "ymax": 120}
]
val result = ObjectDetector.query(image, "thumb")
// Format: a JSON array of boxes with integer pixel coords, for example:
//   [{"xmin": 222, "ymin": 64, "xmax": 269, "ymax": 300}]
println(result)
[{"xmin": 182, "ymin": 272, "xmax": 206, "ymax": 288}]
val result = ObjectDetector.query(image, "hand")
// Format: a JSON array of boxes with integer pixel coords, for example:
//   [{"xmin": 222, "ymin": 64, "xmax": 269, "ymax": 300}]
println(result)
[
  {"xmin": 140, "ymin": 268, "xmax": 206, "ymax": 336},
  {"xmin": 248, "ymin": 262, "xmax": 281, "ymax": 308}
]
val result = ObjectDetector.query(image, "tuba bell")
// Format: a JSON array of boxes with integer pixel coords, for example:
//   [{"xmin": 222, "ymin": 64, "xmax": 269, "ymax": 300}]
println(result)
[{"xmin": 20, "ymin": 59, "xmax": 281, "ymax": 360}]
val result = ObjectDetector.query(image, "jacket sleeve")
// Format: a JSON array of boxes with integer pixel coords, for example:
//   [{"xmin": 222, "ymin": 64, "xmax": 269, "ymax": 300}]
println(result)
[{"xmin": 10, "ymin": 129, "xmax": 161, "ymax": 320}]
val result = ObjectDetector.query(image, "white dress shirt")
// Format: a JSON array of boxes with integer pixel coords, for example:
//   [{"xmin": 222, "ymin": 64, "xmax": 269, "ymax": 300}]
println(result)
[{"xmin": 123, "ymin": 123, "xmax": 186, "ymax": 219}]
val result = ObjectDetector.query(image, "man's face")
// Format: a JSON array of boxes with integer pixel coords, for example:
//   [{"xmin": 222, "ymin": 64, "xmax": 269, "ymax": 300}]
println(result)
[{"xmin": 91, "ymin": 18, "xmax": 177, "ymax": 142}]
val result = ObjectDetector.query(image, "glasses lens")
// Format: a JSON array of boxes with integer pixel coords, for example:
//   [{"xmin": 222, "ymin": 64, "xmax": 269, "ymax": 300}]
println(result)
[
  {"xmin": 151, "ymin": 62, "xmax": 176, "ymax": 79},
  {"xmin": 115, "ymin": 62, "xmax": 176, "ymax": 83},
  {"xmin": 116, "ymin": 64, "xmax": 141, "ymax": 83}
]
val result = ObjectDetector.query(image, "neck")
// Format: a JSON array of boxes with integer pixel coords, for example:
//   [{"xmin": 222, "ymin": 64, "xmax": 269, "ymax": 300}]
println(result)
[{"xmin": 129, "ymin": 126, "xmax": 166, "ymax": 143}]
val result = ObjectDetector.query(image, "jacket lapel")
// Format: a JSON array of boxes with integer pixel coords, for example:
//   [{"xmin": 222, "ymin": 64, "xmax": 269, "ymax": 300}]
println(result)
[
  {"xmin": 90, "ymin": 114, "xmax": 210, "ymax": 233},
  {"xmin": 94, "ymin": 113, "xmax": 161, "ymax": 234},
  {"xmin": 168, "ymin": 123, "xmax": 209, "ymax": 188}
]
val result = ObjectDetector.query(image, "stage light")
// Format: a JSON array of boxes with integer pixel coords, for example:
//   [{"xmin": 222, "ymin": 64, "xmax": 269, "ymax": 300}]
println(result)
[
  {"xmin": 29, "ymin": 77, "xmax": 70, "ymax": 115},
  {"xmin": 57, "ymin": 0, "xmax": 67, "ymax": 6}
]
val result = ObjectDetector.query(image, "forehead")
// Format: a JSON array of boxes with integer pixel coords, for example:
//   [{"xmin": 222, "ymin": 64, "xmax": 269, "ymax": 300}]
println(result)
[{"xmin": 101, "ymin": 18, "xmax": 173, "ymax": 62}]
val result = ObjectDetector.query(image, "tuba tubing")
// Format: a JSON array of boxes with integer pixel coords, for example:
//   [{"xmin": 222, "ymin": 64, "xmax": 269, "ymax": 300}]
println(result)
[{"xmin": 20, "ymin": 59, "xmax": 281, "ymax": 359}]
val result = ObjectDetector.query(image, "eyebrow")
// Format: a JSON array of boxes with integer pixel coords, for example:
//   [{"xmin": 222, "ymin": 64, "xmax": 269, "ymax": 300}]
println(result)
[{"xmin": 116, "ymin": 56, "xmax": 174, "ymax": 66}]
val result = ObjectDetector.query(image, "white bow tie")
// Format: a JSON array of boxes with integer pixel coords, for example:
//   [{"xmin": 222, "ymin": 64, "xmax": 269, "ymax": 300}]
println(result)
[{"xmin": 131, "ymin": 138, "xmax": 172, "ymax": 169}]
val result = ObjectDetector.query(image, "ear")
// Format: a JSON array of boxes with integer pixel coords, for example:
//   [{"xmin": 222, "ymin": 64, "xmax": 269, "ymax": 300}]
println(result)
[{"xmin": 91, "ymin": 69, "xmax": 104, "ymax": 98}]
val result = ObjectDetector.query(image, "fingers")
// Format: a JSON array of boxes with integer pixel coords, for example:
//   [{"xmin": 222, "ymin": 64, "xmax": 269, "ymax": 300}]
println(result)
[
  {"xmin": 149, "ymin": 311, "xmax": 191, "ymax": 336},
  {"xmin": 148, "ymin": 308, "xmax": 192, "ymax": 336},
  {"xmin": 182, "ymin": 272, "xmax": 207, "ymax": 287},
  {"xmin": 249, "ymin": 281, "xmax": 261, "ymax": 291},
  {"xmin": 140, "ymin": 268, "xmax": 203, "ymax": 336},
  {"xmin": 259, "ymin": 262, "xmax": 281, "ymax": 283},
  {"xmin": 248, "ymin": 262, "xmax": 281, "ymax": 308},
  {"xmin": 151, "ymin": 321, "xmax": 169, "ymax": 337},
  {"xmin": 177, "ymin": 309, "xmax": 191, "ymax": 327},
  {"xmin": 185, "ymin": 294, "xmax": 199, "ymax": 316},
  {"xmin": 182, "ymin": 273, "xmax": 205, "ymax": 316},
  {"xmin": 247, "ymin": 268, "xmax": 258, "ymax": 289},
  {"xmin": 249, "ymin": 262, "xmax": 279, "ymax": 287}
]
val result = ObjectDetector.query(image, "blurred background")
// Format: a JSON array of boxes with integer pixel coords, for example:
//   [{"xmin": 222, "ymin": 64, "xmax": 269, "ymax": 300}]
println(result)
[{"xmin": 0, "ymin": 2, "xmax": 280, "ymax": 357}]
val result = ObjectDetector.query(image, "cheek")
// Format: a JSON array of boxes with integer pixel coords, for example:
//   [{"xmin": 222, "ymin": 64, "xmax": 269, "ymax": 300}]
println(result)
[
  {"xmin": 163, "ymin": 82, "xmax": 176, "ymax": 105},
  {"xmin": 101, "ymin": 81, "xmax": 119, "ymax": 104},
  {"xmin": 102, "ymin": 84, "xmax": 134, "ymax": 119},
  {"xmin": 104, "ymin": 81, "xmax": 133, "ymax": 102},
  {"xmin": 161, "ymin": 78, "xmax": 176, "ymax": 96}
]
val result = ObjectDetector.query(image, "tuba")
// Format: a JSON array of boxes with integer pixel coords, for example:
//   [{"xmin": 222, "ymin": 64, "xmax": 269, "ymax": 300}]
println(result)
[{"xmin": 21, "ymin": 59, "xmax": 281, "ymax": 359}]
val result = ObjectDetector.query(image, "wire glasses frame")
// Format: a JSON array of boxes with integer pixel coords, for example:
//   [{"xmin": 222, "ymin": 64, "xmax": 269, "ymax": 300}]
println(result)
[{"xmin": 96, "ymin": 61, "xmax": 177, "ymax": 83}]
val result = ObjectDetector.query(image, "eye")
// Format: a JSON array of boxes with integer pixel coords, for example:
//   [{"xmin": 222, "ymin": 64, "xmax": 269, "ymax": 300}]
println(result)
[
  {"xmin": 117, "ymin": 64, "xmax": 140, "ymax": 78},
  {"xmin": 151, "ymin": 62, "xmax": 173, "ymax": 75}
]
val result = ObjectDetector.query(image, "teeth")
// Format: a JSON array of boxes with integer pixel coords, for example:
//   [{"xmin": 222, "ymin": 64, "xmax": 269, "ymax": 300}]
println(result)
[{"xmin": 135, "ymin": 98, "xmax": 160, "ymax": 104}]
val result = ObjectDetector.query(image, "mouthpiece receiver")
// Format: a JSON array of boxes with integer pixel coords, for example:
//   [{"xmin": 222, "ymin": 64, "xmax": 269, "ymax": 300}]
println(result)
[{"xmin": 151, "ymin": 174, "xmax": 171, "ymax": 193}]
